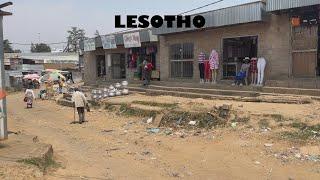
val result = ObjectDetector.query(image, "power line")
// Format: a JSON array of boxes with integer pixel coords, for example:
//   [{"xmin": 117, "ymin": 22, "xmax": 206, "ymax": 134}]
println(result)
[
  {"xmin": 111, "ymin": 0, "xmax": 224, "ymax": 35},
  {"xmin": 179, "ymin": 0, "xmax": 224, "ymax": 15}
]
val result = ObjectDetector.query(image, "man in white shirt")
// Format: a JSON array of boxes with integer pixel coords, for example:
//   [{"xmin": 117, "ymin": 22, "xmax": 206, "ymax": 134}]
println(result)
[{"xmin": 71, "ymin": 88, "xmax": 88, "ymax": 124}]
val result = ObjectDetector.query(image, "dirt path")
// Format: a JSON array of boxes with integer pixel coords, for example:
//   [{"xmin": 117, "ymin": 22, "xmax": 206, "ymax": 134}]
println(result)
[{"xmin": 6, "ymin": 93, "xmax": 320, "ymax": 180}]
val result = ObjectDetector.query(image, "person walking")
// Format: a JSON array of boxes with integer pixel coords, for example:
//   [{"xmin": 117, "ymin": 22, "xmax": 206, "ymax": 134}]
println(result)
[
  {"xmin": 143, "ymin": 60, "xmax": 153, "ymax": 86},
  {"xmin": 24, "ymin": 88, "xmax": 35, "ymax": 108},
  {"xmin": 71, "ymin": 88, "xmax": 88, "ymax": 124}
]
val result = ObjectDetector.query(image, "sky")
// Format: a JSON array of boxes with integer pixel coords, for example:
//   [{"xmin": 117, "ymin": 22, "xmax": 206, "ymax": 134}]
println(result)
[{"xmin": 2, "ymin": 0, "xmax": 258, "ymax": 52}]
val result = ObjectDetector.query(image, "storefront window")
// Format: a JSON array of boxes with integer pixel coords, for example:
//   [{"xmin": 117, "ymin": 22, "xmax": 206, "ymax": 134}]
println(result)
[
  {"xmin": 96, "ymin": 55, "xmax": 106, "ymax": 77},
  {"xmin": 169, "ymin": 43, "xmax": 194, "ymax": 78}
]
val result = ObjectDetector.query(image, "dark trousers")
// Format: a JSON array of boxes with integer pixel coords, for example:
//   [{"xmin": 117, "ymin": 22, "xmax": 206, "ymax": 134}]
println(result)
[
  {"xmin": 77, "ymin": 107, "xmax": 85, "ymax": 123},
  {"xmin": 143, "ymin": 70, "xmax": 151, "ymax": 85},
  {"xmin": 199, "ymin": 63, "xmax": 205, "ymax": 79}
]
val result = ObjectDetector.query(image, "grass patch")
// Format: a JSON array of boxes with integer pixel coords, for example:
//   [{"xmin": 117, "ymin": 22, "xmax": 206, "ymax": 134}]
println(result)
[
  {"xmin": 290, "ymin": 122, "xmax": 308, "ymax": 129},
  {"xmin": 119, "ymin": 104, "xmax": 158, "ymax": 118},
  {"xmin": 104, "ymin": 104, "xmax": 117, "ymax": 111},
  {"xmin": 160, "ymin": 111, "xmax": 227, "ymax": 130},
  {"xmin": 280, "ymin": 124, "xmax": 320, "ymax": 143},
  {"xmin": 17, "ymin": 156, "xmax": 60, "ymax": 173},
  {"xmin": 258, "ymin": 119, "xmax": 270, "ymax": 129},
  {"xmin": 132, "ymin": 101, "xmax": 178, "ymax": 109},
  {"xmin": 263, "ymin": 114, "xmax": 286, "ymax": 122}
]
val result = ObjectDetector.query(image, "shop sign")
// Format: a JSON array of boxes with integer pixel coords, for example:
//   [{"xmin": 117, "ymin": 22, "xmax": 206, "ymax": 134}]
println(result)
[
  {"xmin": 123, "ymin": 32, "xmax": 141, "ymax": 48},
  {"xmin": 84, "ymin": 38, "xmax": 96, "ymax": 52},
  {"xmin": 101, "ymin": 35, "xmax": 117, "ymax": 49}
]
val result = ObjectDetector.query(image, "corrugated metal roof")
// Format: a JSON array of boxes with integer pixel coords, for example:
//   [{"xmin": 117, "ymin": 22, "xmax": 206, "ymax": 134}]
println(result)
[
  {"xmin": 267, "ymin": 0, "xmax": 320, "ymax": 12},
  {"xmin": 152, "ymin": 1, "xmax": 267, "ymax": 35},
  {"xmin": 5, "ymin": 53, "xmax": 79, "ymax": 62}
]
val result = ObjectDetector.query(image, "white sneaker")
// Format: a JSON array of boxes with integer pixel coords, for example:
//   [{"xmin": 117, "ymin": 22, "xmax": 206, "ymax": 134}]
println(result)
[
  {"xmin": 232, "ymin": 83, "xmax": 236, "ymax": 86},
  {"xmin": 239, "ymin": 83, "xmax": 243, "ymax": 87}
]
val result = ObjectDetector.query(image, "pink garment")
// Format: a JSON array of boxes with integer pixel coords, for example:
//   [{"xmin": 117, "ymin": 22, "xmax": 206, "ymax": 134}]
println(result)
[{"xmin": 209, "ymin": 50, "xmax": 219, "ymax": 70}]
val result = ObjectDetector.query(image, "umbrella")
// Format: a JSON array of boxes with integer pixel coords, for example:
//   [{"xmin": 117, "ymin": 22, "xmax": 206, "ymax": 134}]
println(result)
[
  {"xmin": 23, "ymin": 74, "xmax": 40, "ymax": 80},
  {"xmin": 40, "ymin": 72, "xmax": 66, "ymax": 82}
]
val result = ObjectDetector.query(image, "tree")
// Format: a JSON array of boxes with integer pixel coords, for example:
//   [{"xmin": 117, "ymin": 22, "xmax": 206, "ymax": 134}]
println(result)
[
  {"xmin": 3, "ymin": 39, "xmax": 21, "ymax": 53},
  {"xmin": 31, "ymin": 43, "xmax": 51, "ymax": 53},
  {"xmin": 94, "ymin": 30, "xmax": 100, "ymax": 37},
  {"xmin": 3, "ymin": 39, "xmax": 13, "ymax": 53},
  {"xmin": 66, "ymin": 27, "xmax": 86, "ymax": 52}
]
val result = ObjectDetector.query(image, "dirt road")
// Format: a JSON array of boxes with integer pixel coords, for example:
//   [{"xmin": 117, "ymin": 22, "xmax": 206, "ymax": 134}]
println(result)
[{"xmin": 6, "ymin": 93, "xmax": 320, "ymax": 179}]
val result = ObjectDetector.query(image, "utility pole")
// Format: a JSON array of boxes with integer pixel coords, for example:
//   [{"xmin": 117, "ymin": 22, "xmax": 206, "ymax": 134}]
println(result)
[{"xmin": 0, "ymin": 2, "xmax": 13, "ymax": 140}]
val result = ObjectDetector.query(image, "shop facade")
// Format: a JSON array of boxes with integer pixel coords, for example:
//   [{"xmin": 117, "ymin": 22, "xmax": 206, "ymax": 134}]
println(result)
[
  {"xmin": 153, "ymin": 0, "xmax": 320, "ymax": 88},
  {"xmin": 83, "ymin": 29, "xmax": 160, "ymax": 85}
]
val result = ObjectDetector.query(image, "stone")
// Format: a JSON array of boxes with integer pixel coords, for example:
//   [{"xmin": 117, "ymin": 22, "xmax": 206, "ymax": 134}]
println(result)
[{"xmin": 264, "ymin": 143, "xmax": 273, "ymax": 148}]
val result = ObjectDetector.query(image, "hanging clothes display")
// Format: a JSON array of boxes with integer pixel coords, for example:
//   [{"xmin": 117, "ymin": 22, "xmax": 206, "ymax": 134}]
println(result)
[
  {"xmin": 198, "ymin": 52, "xmax": 206, "ymax": 83},
  {"xmin": 209, "ymin": 49, "xmax": 219, "ymax": 70},
  {"xmin": 257, "ymin": 57, "xmax": 267, "ymax": 86},
  {"xmin": 204, "ymin": 60, "xmax": 212, "ymax": 82}
]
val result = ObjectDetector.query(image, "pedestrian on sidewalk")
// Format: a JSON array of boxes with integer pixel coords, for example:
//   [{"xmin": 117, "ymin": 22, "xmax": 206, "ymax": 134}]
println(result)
[
  {"xmin": 143, "ymin": 59, "xmax": 153, "ymax": 86},
  {"xmin": 71, "ymin": 88, "xmax": 88, "ymax": 124},
  {"xmin": 24, "ymin": 88, "xmax": 35, "ymax": 108}
]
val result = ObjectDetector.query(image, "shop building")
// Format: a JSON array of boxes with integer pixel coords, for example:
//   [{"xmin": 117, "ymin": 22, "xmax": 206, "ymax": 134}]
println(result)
[
  {"xmin": 83, "ymin": 29, "xmax": 159, "ymax": 85},
  {"xmin": 152, "ymin": 0, "xmax": 320, "ymax": 88},
  {"xmin": 83, "ymin": 0, "xmax": 320, "ymax": 88}
]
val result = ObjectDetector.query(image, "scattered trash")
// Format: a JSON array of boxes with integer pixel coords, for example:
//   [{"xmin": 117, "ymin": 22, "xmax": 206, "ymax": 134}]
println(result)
[
  {"xmin": 188, "ymin": 121, "xmax": 197, "ymax": 125},
  {"xmin": 164, "ymin": 129, "xmax": 173, "ymax": 135},
  {"xmin": 147, "ymin": 117, "xmax": 153, "ymax": 124},
  {"xmin": 294, "ymin": 153, "xmax": 301, "ymax": 159},
  {"xmin": 150, "ymin": 157, "xmax": 157, "ymax": 160},
  {"xmin": 147, "ymin": 128, "xmax": 160, "ymax": 134},
  {"xmin": 254, "ymin": 161, "xmax": 261, "ymax": 165},
  {"xmin": 264, "ymin": 143, "xmax": 274, "ymax": 148},
  {"xmin": 231, "ymin": 122, "xmax": 238, "ymax": 129}
]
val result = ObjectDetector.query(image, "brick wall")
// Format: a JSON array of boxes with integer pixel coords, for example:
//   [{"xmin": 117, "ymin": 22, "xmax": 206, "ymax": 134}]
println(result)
[{"xmin": 159, "ymin": 14, "xmax": 291, "ymax": 82}]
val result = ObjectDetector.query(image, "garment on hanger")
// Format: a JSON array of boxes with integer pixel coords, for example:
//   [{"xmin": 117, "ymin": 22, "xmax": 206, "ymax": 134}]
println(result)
[
  {"xmin": 257, "ymin": 57, "xmax": 266, "ymax": 85},
  {"xmin": 204, "ymin": 60, "xmax": 212, "ymax": 81},
  {"xmin": 250, "ymin": 58, "xmax": 258, "ymax": 74},
  {"xmin": 198, "ymin": 52, "xmax": 206, "ymax": 80},
  {"xmin": 209, "ymin": 49, "xmax": 219, "ymax": 70}
]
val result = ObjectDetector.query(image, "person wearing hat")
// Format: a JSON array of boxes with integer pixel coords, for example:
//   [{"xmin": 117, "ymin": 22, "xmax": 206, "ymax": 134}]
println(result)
[
  {"xmin": 232, "ymin": 57, "xmax": 251, "ymax": 86},
  {"xmin": 71, "ymin": 88, "xmax": 88, "ymax": 124}
]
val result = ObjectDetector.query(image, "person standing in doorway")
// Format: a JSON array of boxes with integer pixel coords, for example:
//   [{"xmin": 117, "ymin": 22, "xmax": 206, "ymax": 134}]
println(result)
[{"xmin": 72, "ymin": 88, "xmax": 88, "ymax": 124}]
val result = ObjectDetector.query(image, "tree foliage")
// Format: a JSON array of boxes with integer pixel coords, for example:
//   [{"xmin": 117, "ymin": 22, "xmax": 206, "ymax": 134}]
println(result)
[
  {"xmin": 31, "ymin": 43, "xmax": 51, "ymax": 53},
  {"xmin": 3, "ymin": 39, "xmax": 14, "ymax": 53},
  {"xmin": 3, "ymin": 39, "xmax": 21, "ymax": 53},
  {"xmin": 66, "ymin": 27, "xmax": 86, "ymax": 52}
]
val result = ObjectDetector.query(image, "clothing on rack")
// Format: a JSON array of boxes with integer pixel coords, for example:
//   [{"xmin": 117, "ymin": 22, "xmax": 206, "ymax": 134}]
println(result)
[
  {"xmin": 250, "ymin": 58, "xmax": 258, "ymax": 73},
  {"xmin": 209, "ymin": 50, "xmax": 219, "ymax": 70},
  {"xmin": 257, "ymin": 57, "xmax": 266, "ymax": 85},
  {"xmin": 204, "ymin": 60, "xmax": 212, "ymax": 81}
]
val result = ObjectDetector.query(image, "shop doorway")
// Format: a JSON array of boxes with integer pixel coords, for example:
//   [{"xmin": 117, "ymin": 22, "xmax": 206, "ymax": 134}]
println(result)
[
  {"xmin": 96, "ymin": 55, "xmax": 106, "ymax": 78},
  {"xmin": 111, "ymin": 53, "xmax": 126, "ymax": 79},
  {"xmin": 222, "ymin": 36, "xmax": 258, "ymax": 79}
]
